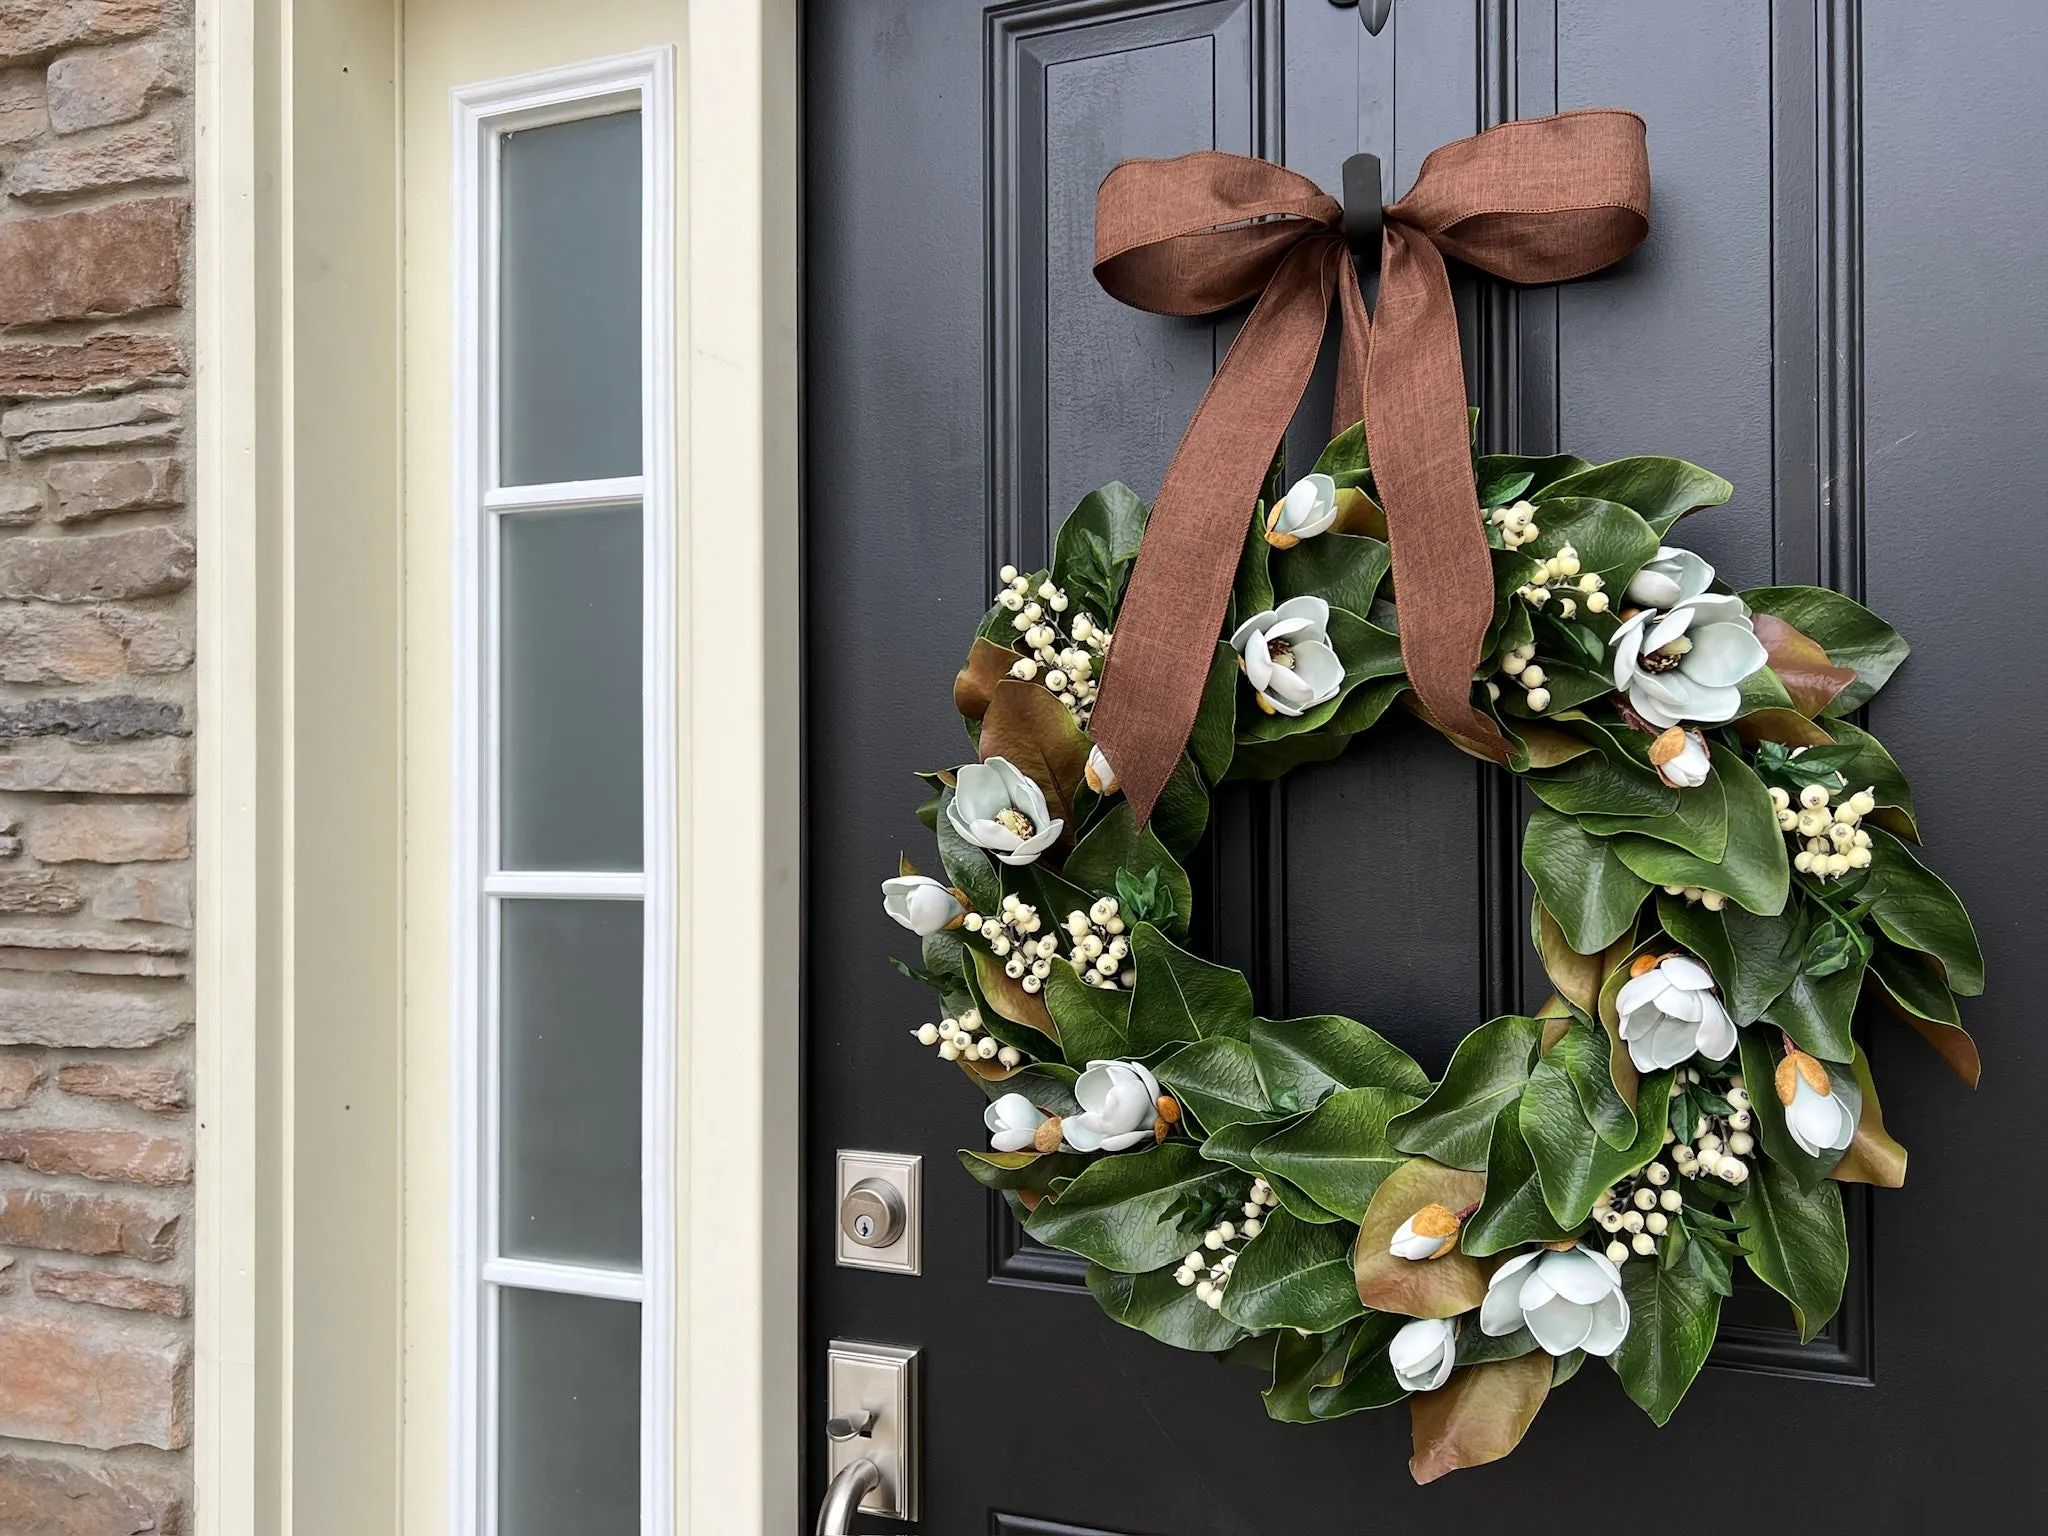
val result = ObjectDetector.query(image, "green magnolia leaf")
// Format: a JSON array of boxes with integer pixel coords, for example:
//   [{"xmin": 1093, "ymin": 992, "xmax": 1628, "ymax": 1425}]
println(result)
[
  {"xmin": 1478, "ymin": 469, "xmax": 1536, "ymax": 508},
  {"xmin": 1473, "ymin": 451, "xmax": 1593, "ymax": 500},
  {"xmin": 1251, "ymin": 1014, "xmax": 1431, "ymax": 1112},
  {"xmin": 957, "ymin": 1147, "xmax": 1092, "ymax": 1192},
  {"xmin": 1025, "ymin": 1142, "xmax": 1241, "ymax": 1273},
  {"xmin": 1128, "ymin": 922, "xmax": 1256, "ymax": 1054},
  {"xmin": 1540, "ymin": 457, "xmax": 1734, "ymax": 536},
  {"xmin": 1062, "ymin": 804, "xmax": 1193, "ymax": 940},
  {"xmin": 1742, "ymin": 587, "xmax": 1908, "ymax": 714},
  {"xmin": 1313, "ymin": 420, "xmax": 1369, "ymax": 479},
  {"xmin": 1223, "ymin": 729, "xmax": 1357, "ymax": 782},
  {"xmin": 1655, "ymin": 895, "xmax": 1800, "ymax": 1026},
  {"xmin": 1609, "ymin": 747, "xmax": 1789, "ymax": 916},
  {"xmin": 1390, "ymin": 1015, "xmax": 1544, "ymax": 1171},
  {"xmin": 1187, "ymin": 644, "xmax": 1240, "ymax": 785},
  {"xmin": 1578, "ymin": 754, "xmax": 1728, "ymax": 860},
  {"xmin": 1543, "ymin": 1018, "xmax": 1637, "ymax": 1151},
  {"xmin": 1146, "ymin": 754, "xmax": 1212, "ymax": 863},
  {"xmin": 1351, "ymin": 1159, "xmax": 1492, "ymax": 1318},
  {"xmin": 1305, "ymin": 1313, "xmax": 1408, "ymax": 1419},
  {"xmin": 1523, "ymin": 806, "xmax": 1654, "ymax": 953},
  {"xmin": 1862, "ymin": 828, "xmax": 1985, "ymax": 995},
  {"xmin": 1609, "ymin": 1254, "xmax": 1721, "ymax": 1425},
  {"xmin": 1196, "ymin": 1118, "xmax": 1333, "ymax": 1225},
  {"xmin": 1219, "ymin": 1207, "xmax": 1367, "ymax": 1334},
  {"xmin": 1042, "ymin": 957, "xmax": 1129, "ymax": 1065},
  {"xmin": 1052, "ymin": 483, "xmax": 1147, "ymax": 623},
  {"xmin": 1735, "ymin": 1028, "xmax": 1859, "ymax": 1192},
  {"xmin": 1760, "ymin": 937, "xmax": 1863, "ymax": 1064},
  {"xmin": 1231, "ymin": 508, "xmax": 1274, "ymax": 630},
  {"xmin": 1154, "ymin": 1038, "xmax": 1272, "ymax": 1135},
  {"xmin": 1251, "ymin": 1086, "xmax": 1420, "ymax": 1223},
  {"xmin": 1271, "ymin": 530, "xmax": 1391, "ymax": 617},
  {"xmin": 1822, "ymin": 719, "xmax": 1919, "ymax": 840},
  {"xmin": 1869, "ymin": 943, "xmax": 1981, "ymax": 1087},
  {"xmin": 1527, "ymin": 725, "xmax": 1675, "ymax": 820},
  {"xmin": 1089, "ymin": 1261, "xmax": 1247, "ymax": 1353},
  {"xmin": 1463, "ymin": 1102, "xmax": 1576, "ymax": 1256},
  {"xmin": 1521, "ymin": 1065, "xmax": 1673, "ymax": 1227},
  {"xmin": 980, "ymin": 1062, "xmax": 1081, "ymax": 1116},
  {"xmin": 1734, "ymin": 1158, "xmax": 1848, "ymax": 1342},
  {"xmin": 1236, "ymin": 607, "xmax": 1405, "ymax": 743},
  {"xmin": 1524, "ymin": 495, "xmax": 1661, "ymax": 602},
  {"xmin": 1263, "ymin": 1324, "xmax": 1360, "ymax": 1423},
  {"xmin": 934, "ymin": 787, "xmax": 1001, "ymax": 915}
]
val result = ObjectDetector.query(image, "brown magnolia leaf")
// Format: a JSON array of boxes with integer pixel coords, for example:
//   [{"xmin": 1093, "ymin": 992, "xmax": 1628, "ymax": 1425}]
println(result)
[
  {"xmin": 1593, "ymin": 931, "xmax": 1659, "ymax": 1112},
  {"xmin": 1751, "ymin": 614, "xmax": 1858, "ymax": 718},
  {"xmin": 1538, "ymin": 1010, "xmax": 1571, "ymax": 1055},
  {"xmin": 958, "ymin": 1054, "xmax": 1027, "ymax": 1088},
  {"xmin": 1408, "ymin": 1353, "xmax": 1552, "ymax": 1485},
  {"xmin": 1732, "ymin": 707, "xmax": 1838, "ymax": 749},
  {"xmin": 1535, "ymin": 901, "xmax": 1604, "ymax": 1017},
  {"xmin": 1516, "ymin": 725, "xmax": 1594, "ymax": 770},
  {"xmin": 898, "ymin": 852, "xmax": 922, "ymax": 878},
  {"xmin": 1872, "ymin": 970, "xmax": 1983, "ymax": 1088},
  {"xmin": 1331, "ymin": 486, "xmax": 1386, "ymax": 538},
  {"xmin": 970, "ymin": 946, "xmax": 1059, "ymax": 1043},
  {"xmin": 1016, "ymin": 1188, "xmax": 1046, "ymax": 1212},
  {"xmin": 954, "ymin": 637, "xmax": 1023, "ymax": 721},
  {"xmin": 1831, "ymin": 1046, "xmax": 1907, "ymax": 1188},
  {"xmin": 978, "ymin": 678, "xmax": 1089, "ymax": 848},
  {"xmin": 1352, "ymin": 1159, "xmax": 1491, "ymax": 1318}
]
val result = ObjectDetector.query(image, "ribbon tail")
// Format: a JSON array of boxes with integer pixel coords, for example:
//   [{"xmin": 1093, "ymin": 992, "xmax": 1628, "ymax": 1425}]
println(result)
[
  {"xmin": 1366, "ymin": 224, "xmax": 1511, "ymax": 765},
  {"xmin": 1090, "ymin": 239, "xmax": 1344, "ymax": 823},
  {"xmin": 1332, "ymin": 257, "xmax": 1371, "ymax": 439}
]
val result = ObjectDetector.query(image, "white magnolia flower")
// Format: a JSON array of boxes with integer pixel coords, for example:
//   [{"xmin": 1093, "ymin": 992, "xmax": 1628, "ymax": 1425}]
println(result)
[
  {"xmin": 1084, "ymin": 744, "xmax": 1119, "ymax": 796},
  {"xmin": 1777, "ymin": 1050, "xmax": 1856, "ymax": 1157},
  {"xmin": 1481, "ymin": 1244, "xmax": 1630, "ymax": 1357},
  {"xmin": 1616, "ymin": 954, "xmax": 1737, "ymax": 1071},
  {"xmin": 880, "ymin": 875, "xmax": 965, "ymax": 936},
  {"xmin": 984, "ymin": 1093, "xmax": 1050, "ymax": 1154},
  {"xmin": 1062, "ymin": 1059, "xmax": 1162, "ymax": 1153},
  {"xmin": 1610, "ymin": 571, "xmax": 1769, "ymax": 728},
  {"xmin": 1389, "ymin": 1316, "xmax": 1457, "ymax": 1393},
  {"xmin": 948, "ymin": 757, "xmax": 1064, "ymax": 865},
  {"xmin": 1389, "ymin": 1203, "xmax": 1462, "ymax": 1262},
  {"xmin": 1230, "ymin": 596, "xmax": 1344, "ymax": 718},
  {"xmin": 1648, "ymin": 726, "xmax": 1711, "ymax": 789},
  {"xmin": 1626, "ymin": 546, "xmax": 1715, "ymax": 610},
  {"xmin": 1264, "ymin": 472, "xmax": 1340, "ymax": 548}
]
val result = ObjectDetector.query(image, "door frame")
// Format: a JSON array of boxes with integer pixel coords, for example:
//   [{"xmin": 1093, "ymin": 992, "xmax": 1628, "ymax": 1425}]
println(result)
[{"xmin": 192, "ymin": 1, "xmax": 803, "ymax": 1531}]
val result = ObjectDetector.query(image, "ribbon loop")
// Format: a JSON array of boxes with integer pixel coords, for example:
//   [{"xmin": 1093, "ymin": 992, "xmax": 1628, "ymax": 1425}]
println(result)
[{"xmin": 1086, "ymin": 110, "xmax": 1650, "ymax": 823}]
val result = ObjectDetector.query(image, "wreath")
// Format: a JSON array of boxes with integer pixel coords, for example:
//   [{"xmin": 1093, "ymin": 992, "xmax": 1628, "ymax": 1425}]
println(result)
[{"xmin": 878, "ymin": 117, "xmax": 1983, "ymax": 1483}]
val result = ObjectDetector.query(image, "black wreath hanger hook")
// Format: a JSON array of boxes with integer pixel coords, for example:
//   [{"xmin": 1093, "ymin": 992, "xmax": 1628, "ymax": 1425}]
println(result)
[
  {"xmin": 1342, "ymin": 150, "xmax": 1384, "ymax": 275},
  {"xmin": 1329, "ymin": 0, "xmax": 1395, "ymax": 37}
]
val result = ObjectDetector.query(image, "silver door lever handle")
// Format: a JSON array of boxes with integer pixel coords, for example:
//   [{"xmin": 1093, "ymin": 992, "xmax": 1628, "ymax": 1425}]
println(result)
[
  {"xmin": 825, "ymin": 1410, "xmax": 876, "ymax": 1442},
  {"xmin": 814, "ymin": 1457, "xmax": 881, "ymax": 1536}
]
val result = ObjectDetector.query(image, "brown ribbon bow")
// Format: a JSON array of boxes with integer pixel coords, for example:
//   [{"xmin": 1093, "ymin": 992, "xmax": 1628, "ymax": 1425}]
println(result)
[{"xmin": 1088, "ymin": 109, "xmax": 1650, "ymax": 822}]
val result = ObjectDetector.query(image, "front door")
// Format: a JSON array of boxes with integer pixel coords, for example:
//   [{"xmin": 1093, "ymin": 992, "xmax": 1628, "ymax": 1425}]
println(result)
[{"xmin": 805, "ymin": 2, "xmax": 2041, "ymax": 1529}]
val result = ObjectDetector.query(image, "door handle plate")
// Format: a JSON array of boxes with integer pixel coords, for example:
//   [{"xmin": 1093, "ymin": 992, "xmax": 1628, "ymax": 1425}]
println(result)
[{"xmin": 826, "ymin": 1340, "xmax": 919, "ymax": 1522}]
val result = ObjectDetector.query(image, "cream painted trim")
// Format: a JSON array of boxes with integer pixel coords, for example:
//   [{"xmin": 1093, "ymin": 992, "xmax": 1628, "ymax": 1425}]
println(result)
[
  {"xmin": 678, "ymin": 2, "xmax": 802, "ymax": 1530},
  {"xmin": 194, "ymin": 0, "xmax": 284, "ymax": 1532}
]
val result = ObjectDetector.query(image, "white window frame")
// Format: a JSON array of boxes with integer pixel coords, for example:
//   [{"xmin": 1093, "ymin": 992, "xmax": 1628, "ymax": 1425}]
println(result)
[{"xmin": 449, "ymin": 48, "xmax": 677, "ymax": 1536}]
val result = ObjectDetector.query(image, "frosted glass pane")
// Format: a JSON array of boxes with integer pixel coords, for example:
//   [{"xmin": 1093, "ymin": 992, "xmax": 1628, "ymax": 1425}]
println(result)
[
  {"xmin": 499, "ymin": 1287, "xmax": 639, "ymax": 1536},
  {"xmin": 500, "ymin": 899, "xmax": 641, "ymax": 1265},
  {"xmin": 500, "ymin": 505, "xmax": 642, "ymax": 871},
  {"xmin": 499, "ymin": 110, "xmax": 642, "ymax": 486}
]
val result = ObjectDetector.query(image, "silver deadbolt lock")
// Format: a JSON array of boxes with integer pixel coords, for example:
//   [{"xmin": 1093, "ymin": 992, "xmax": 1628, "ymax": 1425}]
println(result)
[{"xmin": 841, "ymin": 1177, "xmax": 905, "ymax": 1248}]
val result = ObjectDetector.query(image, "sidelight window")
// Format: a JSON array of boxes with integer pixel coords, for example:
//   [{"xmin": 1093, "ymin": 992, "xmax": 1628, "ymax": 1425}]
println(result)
[{"xmin": 452, "ymin": 51, "xmax": 674, "ymax": 1536}]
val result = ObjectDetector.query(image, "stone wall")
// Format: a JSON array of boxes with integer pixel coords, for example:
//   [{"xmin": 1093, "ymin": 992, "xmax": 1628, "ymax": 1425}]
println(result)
[{"xmin": 0, "ymin": 2, "xmax": 195, "ymax": 1531}]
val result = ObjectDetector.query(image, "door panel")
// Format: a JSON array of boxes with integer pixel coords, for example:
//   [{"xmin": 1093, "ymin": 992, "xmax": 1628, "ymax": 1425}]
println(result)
[{"xmin": 807, "ymin": 1, "xmax": 2043, "ymax": 1529}]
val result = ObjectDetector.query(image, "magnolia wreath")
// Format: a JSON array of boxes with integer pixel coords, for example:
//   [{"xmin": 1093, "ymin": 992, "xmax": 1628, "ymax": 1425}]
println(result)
[{"xmin": 878, "ymin": 120, "xmax": 1983, "ymax": 1485}]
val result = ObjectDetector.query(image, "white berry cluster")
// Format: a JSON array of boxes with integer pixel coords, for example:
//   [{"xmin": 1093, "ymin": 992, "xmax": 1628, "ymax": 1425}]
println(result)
[
  {"xmin": 1512, "ymin": 542, "xmax": 1609, "ymax": 618},
  {"xmin": 1771, "ymin": 781, "xmax": 1876, "ymax": 880},
  {"xmin": 1489, "ymin": 498, "xmax": 1542, "ymax": 549},
  {"xmin": 910, "ymin": 1006, "xmax": 1023, "ymax": 1069},
  {"xmin": 1593, "ymin": 1162, "xmax": 1683, "ymax": 1263},
  {"xmin": 1660, "ymin": 882, "xmax": 1730, "ymax": 912},
  {"xmin": 1495, "ymin": 643, "xmax": 1553, "ymax": 713},
  {"xmin": 997, "ymin": 565, "xmax": 1112, "ymax": 728},
  {"xmin": 1062, "ymin": 896, "xmax": 1134, "ymax": 990},
  {"xmin": 963, "ymin": 893, "xmax": 1057, "ymax": 995},
  {"xmin": 1174, "ymin": 1177, "xmax": 1279, "ymax": 1310},
  {"xmin": 1670, "ymin": 1071, "xmax": 1754, "ymax": 1184}
]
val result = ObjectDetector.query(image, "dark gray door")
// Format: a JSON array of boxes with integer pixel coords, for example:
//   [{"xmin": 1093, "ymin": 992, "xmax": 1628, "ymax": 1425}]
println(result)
[{"xmin": 805, "ymin": 2, "xmax": 2043, "ymax": 1529}]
